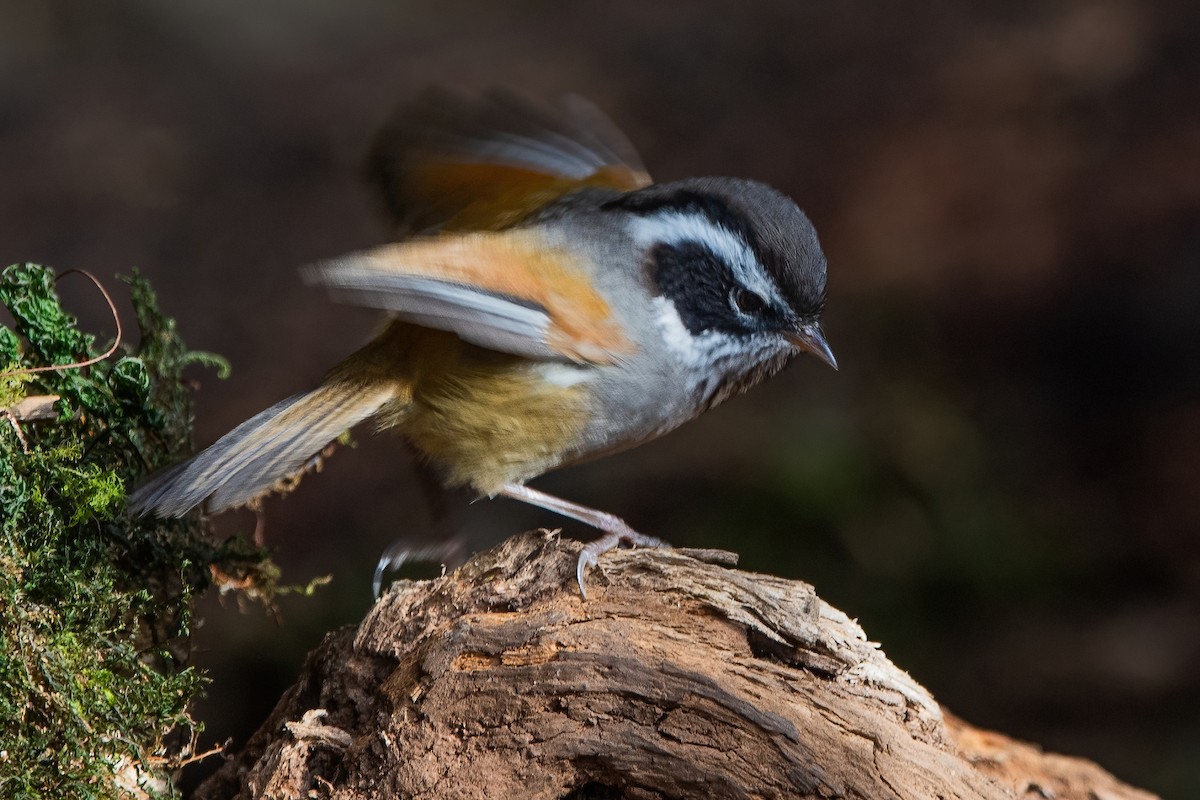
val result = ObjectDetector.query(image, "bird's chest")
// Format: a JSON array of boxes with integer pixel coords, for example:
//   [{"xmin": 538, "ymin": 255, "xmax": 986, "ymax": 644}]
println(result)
[{"xmin": 401, "ymin": 353, "xmax": 594, "ymax": 493}]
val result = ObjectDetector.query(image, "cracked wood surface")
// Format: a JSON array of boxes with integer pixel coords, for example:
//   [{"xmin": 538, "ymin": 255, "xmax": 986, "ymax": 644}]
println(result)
[{"xmin": 193, "ymin": 531, "xmax": 1158, "ymax": 800}]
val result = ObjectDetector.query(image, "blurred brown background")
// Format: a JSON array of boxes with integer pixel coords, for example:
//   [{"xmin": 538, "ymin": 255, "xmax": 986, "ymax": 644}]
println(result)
[{"xmin": 2, "ymin": 1, "xmax": 1198, "ymax": 795}]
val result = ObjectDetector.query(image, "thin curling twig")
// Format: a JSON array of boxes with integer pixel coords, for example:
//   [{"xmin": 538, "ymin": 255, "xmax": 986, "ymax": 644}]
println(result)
[{"xmin": 0, "ymin": 268, "xmax": 124, "ymax": 379}]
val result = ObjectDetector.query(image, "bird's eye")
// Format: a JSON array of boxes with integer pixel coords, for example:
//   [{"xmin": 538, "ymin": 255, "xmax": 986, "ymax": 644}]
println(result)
[{"xmin": 732, "ymin": 288, "xmax": 766, "ymax": 315}]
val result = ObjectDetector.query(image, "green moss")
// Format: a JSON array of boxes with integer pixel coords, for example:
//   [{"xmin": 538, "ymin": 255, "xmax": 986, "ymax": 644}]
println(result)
[{"xmin": 0, "ymin": 263, "xmax": 264, "ymax": 799}]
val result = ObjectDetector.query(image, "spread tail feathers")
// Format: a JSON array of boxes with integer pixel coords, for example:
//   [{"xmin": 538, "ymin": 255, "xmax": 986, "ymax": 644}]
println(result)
[{"xmin": 129, "ymin": 380, "xmax": 398, "ymax": 517}]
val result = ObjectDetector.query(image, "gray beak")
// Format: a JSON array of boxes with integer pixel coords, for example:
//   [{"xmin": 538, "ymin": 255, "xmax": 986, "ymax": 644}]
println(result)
[{"xmin": 787, "ymin": 323, "xmax": 838, "ymax": 371}]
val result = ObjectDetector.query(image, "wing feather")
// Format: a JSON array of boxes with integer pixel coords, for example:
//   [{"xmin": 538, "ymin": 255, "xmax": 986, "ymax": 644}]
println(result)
[
  {"xmin": 306, "ymin": 231, "xmax": 635, "ymax": 364},
  {"xmin": 315, "ymin": 269, "xmax": 558, "ymax": 361},
  {"xmin": 367, "ymin": 89, "xmax": 651, "ymax": 233}
]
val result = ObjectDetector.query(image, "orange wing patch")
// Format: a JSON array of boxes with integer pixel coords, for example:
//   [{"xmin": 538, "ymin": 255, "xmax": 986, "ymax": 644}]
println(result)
[
  {"xmin": 403, "ymin": 161, "xmax": 651, "ymax": 233},
  {"xmin": 367, "ymin": 90, "xmax": 653, "ymax": 235},
  {"xmin": 356, "ymin": 231, "xmax": 636, "ymax": 364}
]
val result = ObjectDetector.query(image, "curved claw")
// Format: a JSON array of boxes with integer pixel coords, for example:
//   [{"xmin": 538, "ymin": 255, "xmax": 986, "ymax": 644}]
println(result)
[
  {"xmin": 576, "ymin": 549, "xmax": 599, "ymax": 600},
  {"xmin": 373, "ymin": 538, "xmax": 466, "ymax": 599},
  {"xmin": 575, "ymin": 531, "xmax": 671, "ymax": 600}
]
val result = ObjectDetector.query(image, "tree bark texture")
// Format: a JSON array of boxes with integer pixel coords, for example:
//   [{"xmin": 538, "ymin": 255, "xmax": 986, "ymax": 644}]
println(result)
[{"xmin": 194, "ymin": 531, "xmax": 1158, "ymax": 800}]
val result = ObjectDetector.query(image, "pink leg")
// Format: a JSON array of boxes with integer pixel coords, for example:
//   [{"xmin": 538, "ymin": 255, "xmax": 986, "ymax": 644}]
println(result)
[{"xmin": 498, "ymin": 483, "xmax": 669, "ymax": 599}]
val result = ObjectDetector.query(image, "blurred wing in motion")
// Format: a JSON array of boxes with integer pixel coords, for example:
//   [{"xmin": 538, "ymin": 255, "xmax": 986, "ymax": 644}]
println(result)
[
  {"xmin": 129, "ymin": 380, "xmax": 399, "ymax": 516},
  {"xmin": 366, "ymin": 88, "xmax": 652, "ymax": 233},
  {"xmin": 306, "ymin": 229, "xmax": 635, "ymax": 364}
]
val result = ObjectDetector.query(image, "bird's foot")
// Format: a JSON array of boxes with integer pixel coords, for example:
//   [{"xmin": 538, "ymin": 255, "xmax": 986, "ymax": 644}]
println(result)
[
  {"xmin": 373, "ymin": 537, "xmax": 467, "ymax": 599},
  {"xmin": 493, "ymin": 483, "xmax": 671, "ymax": 600},
  {"xmin": 576, "ymin": 530, "xmax": 670, "ymax": 600}
]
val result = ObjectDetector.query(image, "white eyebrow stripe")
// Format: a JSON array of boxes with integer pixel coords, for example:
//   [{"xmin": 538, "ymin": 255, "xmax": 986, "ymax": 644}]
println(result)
[{"xmin": 626, "ymin": 211, "xmax": 786, "ymax": 308}]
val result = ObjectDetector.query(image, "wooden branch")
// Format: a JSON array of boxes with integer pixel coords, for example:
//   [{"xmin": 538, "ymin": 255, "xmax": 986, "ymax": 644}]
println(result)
[{"xmin": 193, "ymin": 532, "xmax": 1158, "ymax": 800}]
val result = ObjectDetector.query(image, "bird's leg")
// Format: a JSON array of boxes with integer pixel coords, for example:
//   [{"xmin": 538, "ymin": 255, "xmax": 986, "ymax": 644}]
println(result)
[
  {"xmin": 497, "ymin": 482, "xmax": 669, "ymax": 599},
  {"xmin": 374, "ymin": 450, "xmax": 467, "ymax": 599}
]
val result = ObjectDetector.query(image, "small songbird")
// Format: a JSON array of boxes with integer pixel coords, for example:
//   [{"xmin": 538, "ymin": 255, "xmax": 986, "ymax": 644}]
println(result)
[{"xmin": 129, "ymin": 89, "xmax": 836, "ymax": 596}]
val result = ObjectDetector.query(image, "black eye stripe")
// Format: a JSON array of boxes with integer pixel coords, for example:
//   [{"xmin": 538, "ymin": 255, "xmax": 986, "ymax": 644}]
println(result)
[
  {"xmin": 606, "ymin": 180, "xmax": 829, "ymax": 321},
  {"xmin": 649, "ymin": 241, "xmax": 787, "ymax": 337},
  {"xmin": 605, "ymin": 187, "xmax": 825, "ymax": 317},
  {"xmin": 649, "ymin": 241, "xmax": 732, "ymax": 336}
]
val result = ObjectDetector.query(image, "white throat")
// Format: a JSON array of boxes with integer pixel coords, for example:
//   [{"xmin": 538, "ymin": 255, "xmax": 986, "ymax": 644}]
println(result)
[{"xmin": 651, "ymin": 296, "xmax": 792, "ymax": 410}]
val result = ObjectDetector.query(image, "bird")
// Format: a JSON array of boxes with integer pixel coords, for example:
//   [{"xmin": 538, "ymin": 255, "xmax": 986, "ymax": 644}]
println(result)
[{"xmin": 128, "ymin": 89, "xmax": 837, "ymax": 598}]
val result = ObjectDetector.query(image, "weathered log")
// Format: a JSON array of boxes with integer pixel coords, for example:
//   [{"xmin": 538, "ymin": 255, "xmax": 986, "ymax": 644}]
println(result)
[{"xmin": 193, "ymin": 531, "xmax": 1157, "ymax": 800}]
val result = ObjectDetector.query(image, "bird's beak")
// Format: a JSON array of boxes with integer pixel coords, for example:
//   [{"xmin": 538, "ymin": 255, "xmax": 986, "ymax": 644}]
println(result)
[{"xmin": 787, "ymin": 323, "xmax": 838, "ymax": 371}]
